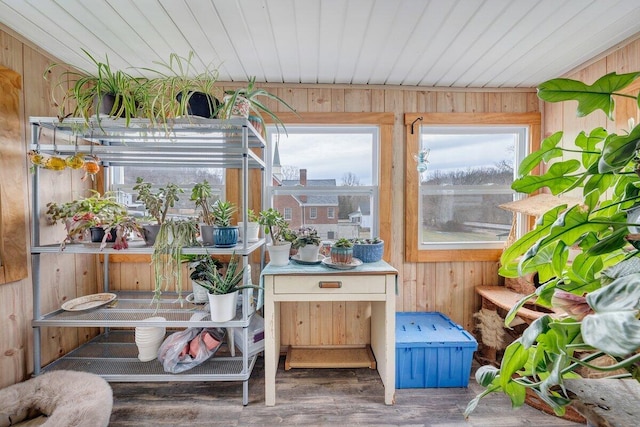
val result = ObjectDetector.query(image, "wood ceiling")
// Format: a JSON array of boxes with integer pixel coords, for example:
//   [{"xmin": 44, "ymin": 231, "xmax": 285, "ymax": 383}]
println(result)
[{"xmin": 1, "ymin": 0, "xmax": 640, "ymax": 88}]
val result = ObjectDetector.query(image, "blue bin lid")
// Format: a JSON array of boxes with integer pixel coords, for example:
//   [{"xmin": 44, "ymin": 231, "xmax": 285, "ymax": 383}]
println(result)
[{"xmin": 396, "ymin": 312, "xmax": 477, "ymax": 348}]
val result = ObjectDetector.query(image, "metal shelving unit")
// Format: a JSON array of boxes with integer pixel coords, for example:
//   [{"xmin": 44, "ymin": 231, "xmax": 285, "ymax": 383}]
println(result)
[{"xmin": 29, "ymin": 117, "xmax": 266, "ymax": 405}]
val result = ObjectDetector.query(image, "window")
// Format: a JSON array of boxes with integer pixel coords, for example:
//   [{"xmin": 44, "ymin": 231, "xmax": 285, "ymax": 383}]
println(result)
[
  {"xmin": 405, "ymin": 113, "xmax": 540, "ymax": 262},
  {"xmin": 283, "ymin": 207, "xmax": 292, "ymax": 220},
  {"xmin": 264, "ymin": 112, "xmax": 393, "ymax": 247},
  {"xmin": 266, "ymin": 124, "xmax": 379, "ymax": 241},
  {"xmin": 109, "ymin": 166, "xmax": 225, "ymax": 219}
]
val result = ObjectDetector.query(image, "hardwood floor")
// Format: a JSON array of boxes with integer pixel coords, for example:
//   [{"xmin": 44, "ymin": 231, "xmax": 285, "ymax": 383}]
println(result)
[{"xmin": 109, "ymin": 355, "xmax": 583, "ymax": 426}]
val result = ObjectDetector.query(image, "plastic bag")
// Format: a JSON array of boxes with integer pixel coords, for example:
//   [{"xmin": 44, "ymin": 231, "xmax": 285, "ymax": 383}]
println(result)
[{"xmin": 157, "ymin": 327, "xmax": 225, "ymax": 374}]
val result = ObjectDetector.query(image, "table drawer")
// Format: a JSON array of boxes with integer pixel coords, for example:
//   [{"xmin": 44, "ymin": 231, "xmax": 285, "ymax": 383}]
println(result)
[{"xmin": 273, "ymin": 275, "xmax": 387, "ymax": 294}]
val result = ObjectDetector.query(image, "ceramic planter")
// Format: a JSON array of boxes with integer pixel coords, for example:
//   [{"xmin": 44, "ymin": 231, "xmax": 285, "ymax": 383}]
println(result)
[
  {"xmin": 213, "ymin": 226, "xmax": 238, "ymax": 248},
  {"xmin": 352, "ymin": 240, "xmax": 384, "ymax": 263},
  {"xmin": 224, "ymin": 95, "xmax": 251, "ymax": 118},
  {"xmin": 238, "ymin": 221, "xmax": 260, "ymax": 243},
  {"xmin": 267, "ymin": 242, "xmax": 291, "ymax": 266},
  {"xmin": 330, "ymin": 246, "xmax": 353, "ymax": 265},
  {"xmin": 297, "ymin": 244, "xmax": 320, "ymax": 262},
  {"xmin": 208, "ymin": 290, "xmax": 239, "ymax": 322}
]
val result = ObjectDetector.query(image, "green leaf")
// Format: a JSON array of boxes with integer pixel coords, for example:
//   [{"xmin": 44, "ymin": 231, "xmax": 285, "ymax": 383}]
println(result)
[
  {"xmin": 586, "ymin": 273, "xmax": 640, "ymax": 312},
  {"xmin": 585, "ymin": 226, "xmax": 629, "ymax": 256},
  {"xmin": 475, "ymin": 365, "xmax": 499, "ymax": 387},
  {"xmin": 582, "ymin": 312, "xmax": 640, "ymax": 356},
  {"xmin": 598, "ymin": 126, "xmax": 640, "ymax": 173},
  {"xmin": 512, "ymin": 160, "xmax": 581, "ymax": 195},
  {"xmin": 538, "ymin": 72, "xmax": 640, "ymax": 119},
  {"xmin": 500, "ymin": 206, "xmax": 566, "ymax": 270},
  {"xmin": 518, "ymin": 132, "xmax": 564, "ymax": 176},
  {"xmin": 521, "ymin": 315, "xmax": 551, "ymax": 348},
  {"xmin": 499, "ymin": 341, "xmax": 531, "ymax": 390},
  {"xmin": 504, "ymin": 381, "xmax": 527, "ymax": 408}
]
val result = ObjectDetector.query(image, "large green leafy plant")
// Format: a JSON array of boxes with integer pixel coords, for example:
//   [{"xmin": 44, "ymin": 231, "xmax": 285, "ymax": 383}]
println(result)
[{"xmin": 466, "ymin": 72, "xmax": 640, "ymax": 418}]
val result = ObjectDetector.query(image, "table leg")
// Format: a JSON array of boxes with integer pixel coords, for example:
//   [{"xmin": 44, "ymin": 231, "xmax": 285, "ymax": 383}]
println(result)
[{"xmin": 264, "ymin": 286, "xmax": 279, "ymax": 406}]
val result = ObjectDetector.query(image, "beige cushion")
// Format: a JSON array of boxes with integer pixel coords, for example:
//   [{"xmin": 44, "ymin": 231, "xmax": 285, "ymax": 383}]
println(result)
[{"xmin": 0, "ymin": 371, "xmax": 112, "ymax": 427}]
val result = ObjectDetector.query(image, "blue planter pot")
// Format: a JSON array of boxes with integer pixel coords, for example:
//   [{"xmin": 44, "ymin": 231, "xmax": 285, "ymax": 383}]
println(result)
[
  {"xmin": 214, "ymin": 226, "xmax": 238, "ymax": 248},
  {"xmin": 352, "ymin": 241, "xmax": 384, "ymax": 263}
]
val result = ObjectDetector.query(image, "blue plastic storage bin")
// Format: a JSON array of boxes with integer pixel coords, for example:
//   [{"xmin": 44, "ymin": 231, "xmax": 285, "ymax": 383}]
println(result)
[{"xmin": 396, "ymin": 312, "xmax": 477, "ymax": 388}]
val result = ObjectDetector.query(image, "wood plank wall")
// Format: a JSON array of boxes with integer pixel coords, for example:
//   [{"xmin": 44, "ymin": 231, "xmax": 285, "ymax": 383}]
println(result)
[{"xmin": 2, "ymin": 24, "xmax": 639, "ymax": 386}]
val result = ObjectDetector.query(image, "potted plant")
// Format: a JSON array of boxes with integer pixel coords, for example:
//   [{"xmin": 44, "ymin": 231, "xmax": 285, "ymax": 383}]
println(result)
[
  {"xmin": 190, "ymin": 180, "xmax": 217, "ymax": 245},
  {"xmin": 44, "ymin": 49, "xmax": 142, "ymax": 126},
  {"xmin": 191, "ymin": 253, "xmax": 261, "ymax": 322},
  {"xmin": 133, "ymin": 177, "xmax": 183, "ymax": 245},
  {"xmin": 211, "ymin": 200, "xmax": 238, "ymax": 248},
  {"xmin": 139, "ymin": 51, "xmax": 222, "ymax": 123},
  {"xmin": 292, "ymin": 226, "xmax": 322, "ymax": 262},
  {"xmin": 351, "ymin": 237, "xmax": 384, "ymax": 263},
  {"xmin": 465, "ymin": 72, "xmax": 640, "ymax": 419},
  {"xmin": 186, "ymin": 254, "xmax": 222, "ymax": 304},
  {"xmin": 258, "ymin": 208, "xmax": 293, "ymax": 266},
  {"xmin": 45, "ymin": 190, "xmax": 129, "ymax": 248},
  {"xmin": 220, "ymin": 76, "xmax": 297, "ymax": 134},
  {"xmin": 330, "ymin": 238, "xmax": 354, "ymax": 265},
  {"xmin": 238, "ymin": 209, "xmax": 260, "ymax": 243}
]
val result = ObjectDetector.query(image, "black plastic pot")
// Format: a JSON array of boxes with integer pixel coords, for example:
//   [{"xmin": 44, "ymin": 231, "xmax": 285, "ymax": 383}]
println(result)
[
  {"xmin": 90, "ymin": 227, "xmax": 117, "ymax": 243},
  {"xmin": 176, "ymin": 91, "xmax": 220, "ymax": 118}
]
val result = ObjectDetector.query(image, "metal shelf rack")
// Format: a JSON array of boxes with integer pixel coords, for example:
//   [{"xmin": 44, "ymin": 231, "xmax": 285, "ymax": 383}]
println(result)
[{"xmin": 29, "ymin": 117, "xmax": 266, "ymax": 405}]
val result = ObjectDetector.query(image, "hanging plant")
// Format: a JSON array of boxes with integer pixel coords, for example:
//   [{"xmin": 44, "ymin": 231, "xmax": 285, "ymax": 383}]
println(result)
[{"xmin": 151, "ymin": 219, "xmax": 199, "ymax": 307}]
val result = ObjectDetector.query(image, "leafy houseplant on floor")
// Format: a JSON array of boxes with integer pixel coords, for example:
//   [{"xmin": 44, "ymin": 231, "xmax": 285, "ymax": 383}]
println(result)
[
  {"xmin": 466, "ymin": 72, "xmax": 640, "ymax": 419},
  {"xmin": 190, "ymin": 253, "xmax": 261, "ymax": 322},
  {"xmin": 258, "ymin": 208, "xmax": 293, "ymax": 266},
  {"xmin": 292, "ymin": 226, "xmax": 321, "ymax": 262},
  {"xmin": 330, "ymin": 238, "xmax": 354, "ymax": 265},
  {"xmin": 211, "ymin": 200, "xmax": 238, "ymax": 248}
]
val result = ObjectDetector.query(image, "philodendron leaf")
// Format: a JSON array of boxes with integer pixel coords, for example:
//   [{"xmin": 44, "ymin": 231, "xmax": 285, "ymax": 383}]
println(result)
[
  {"xmin": 585, "ymin": 226, "xmax": 629, "ymax": 256},
  {"xmin": 575, "ymin": 128, "xmax": 608, "ymax": 167},
  {"xmin": 499, "ymin": 341, "xmax": 530, "ymax": 390},
  {"xmin": 521, "ymin": 315, "xmax": 551, "ymax": 348},
  {"xmin": 537, "ymin": 72, "xmax": 640, "ymax": 119},
  {"xmin": 535, "ymin": 205, "xmax": 610, "ymax": 252},
  {"xmin": 518, "ymin": 132, "xmax": 564, "ymax": 176},
  {"xmin": 512, "ymin": 160, "xmax": 581, "ymax": 195},
  {"xmin": 586, "ymin": 272, "xmax": 640, "ymax": 312},
  {"xmin": 598, "ymin": 126, "xmax": 640, "ymax": 173},
  {"xmin": 581, "ymin": 312, "xmax": 640, "ymax": 356},
  {"xmin": 500, "ymin": 205, "xmax": 566, "ymax": 270},
  {"xmin": 504, "ymin": 381, "xmax": 527, "ymax": 409},
  {"xmin": 475, "ymin": 365, "xmax": 499, "ymax": 387}
]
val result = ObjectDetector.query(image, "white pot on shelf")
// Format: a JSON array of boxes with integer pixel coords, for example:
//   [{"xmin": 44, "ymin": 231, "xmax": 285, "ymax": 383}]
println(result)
[
  {"xmin": 208, "ymin": 290, "xmax": 239, "ymax": 322},
  {"xmin": 297, "ymin": 244, "xmax": 320, "ymax": 262},
  {"xmin": 266, "ymin": 242, "xmax": 291, "ymax": 266},
  {"xmin": 238, "ymin": 221, "xmax": 260, "ymax": 243}
]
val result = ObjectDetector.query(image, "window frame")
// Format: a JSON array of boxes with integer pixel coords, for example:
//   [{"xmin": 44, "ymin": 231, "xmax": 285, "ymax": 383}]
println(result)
[
  {"xmin": 267, "ymin": 112, "xmax": 394, "ymax": 259},
  {"xmin": 404, "ymin": 113, "xmax": 541, "ymax": 262}
]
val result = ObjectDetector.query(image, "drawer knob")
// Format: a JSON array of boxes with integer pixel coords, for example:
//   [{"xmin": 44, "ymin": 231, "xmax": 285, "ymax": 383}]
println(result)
[{"xmin": 319, "ymin": 281, "xmax": 342, "ymax": 289}]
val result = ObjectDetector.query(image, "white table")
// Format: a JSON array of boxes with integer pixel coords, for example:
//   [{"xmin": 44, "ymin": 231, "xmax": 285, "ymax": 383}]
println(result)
[{"xmin": 261, "ymin": 260, "xmax": 397, "ymax": 406}]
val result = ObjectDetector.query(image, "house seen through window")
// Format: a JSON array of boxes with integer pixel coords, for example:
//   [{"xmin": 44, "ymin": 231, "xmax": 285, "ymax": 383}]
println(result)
[{"xmin": 266, "ymin": 125, "xmax": 379, "ymax": 241}]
